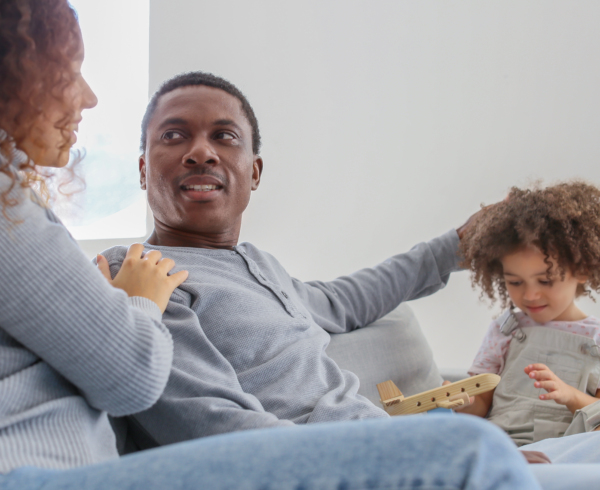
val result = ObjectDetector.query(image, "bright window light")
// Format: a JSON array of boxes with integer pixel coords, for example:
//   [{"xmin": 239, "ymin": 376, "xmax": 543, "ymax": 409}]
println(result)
[{"xmin": 52, "ymin": 0, "xmax": 149, "ymax": 240}]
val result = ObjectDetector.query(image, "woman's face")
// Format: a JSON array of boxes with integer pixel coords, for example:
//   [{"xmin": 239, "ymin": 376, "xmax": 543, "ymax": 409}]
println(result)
[{"xmin": 23, "ymin": 31, "xmax": 98, "ymax": 168}]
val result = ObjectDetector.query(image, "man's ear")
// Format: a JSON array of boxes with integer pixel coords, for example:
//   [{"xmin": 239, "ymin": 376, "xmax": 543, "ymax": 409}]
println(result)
[
  {"xmin": 139, "ymin": 154, "xmax": 147, "ymax": 190},
  {"xmin": 251, "ymin": 156, "xmax": 263, "ymax": 191}
]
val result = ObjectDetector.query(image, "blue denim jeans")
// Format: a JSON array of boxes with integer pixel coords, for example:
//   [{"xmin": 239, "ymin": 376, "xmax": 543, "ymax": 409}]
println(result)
[{"xmin": 0, "ymin": 415, "xmax": 540, "ymax": 490}]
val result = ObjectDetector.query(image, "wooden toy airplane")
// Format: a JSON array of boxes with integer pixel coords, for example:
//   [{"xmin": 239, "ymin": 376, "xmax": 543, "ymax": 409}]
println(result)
[{"xmin": 376, "ymin": 373, "xmax": 500, "ymax": 416}]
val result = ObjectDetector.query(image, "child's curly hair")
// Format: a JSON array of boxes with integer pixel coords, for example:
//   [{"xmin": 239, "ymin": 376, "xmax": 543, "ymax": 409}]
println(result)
[{"xmin": 460, "ymin": 181, "xmax": 600, "ymax": 308}]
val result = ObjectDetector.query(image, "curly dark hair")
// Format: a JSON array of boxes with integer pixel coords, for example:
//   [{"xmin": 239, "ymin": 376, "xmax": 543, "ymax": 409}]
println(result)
[
  {"xmin": 140, "ymin": 71, "xmax": 262, "ymax": 155},
  {"xmin": 460, "ymin": 181, "xmax": 600, "ymax": 308},
  {"xmin": 0, "ymin": 0, "xmax": 81, "ymax": 206}
]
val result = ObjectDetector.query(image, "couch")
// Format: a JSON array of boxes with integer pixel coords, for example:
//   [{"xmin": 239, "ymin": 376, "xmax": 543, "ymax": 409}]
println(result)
[{"xmin": 326, "ymin": 303, "xmax": 600, "ymax": 490}]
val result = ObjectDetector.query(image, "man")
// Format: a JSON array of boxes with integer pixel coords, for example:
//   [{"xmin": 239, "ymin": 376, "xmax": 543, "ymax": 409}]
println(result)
[{"xmin": 102, "ymin": 71, "xmax": 472, "ymax": 448}]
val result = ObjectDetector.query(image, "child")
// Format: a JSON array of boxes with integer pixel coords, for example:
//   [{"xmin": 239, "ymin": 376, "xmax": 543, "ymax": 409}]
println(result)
[{"xmin": 458, "ymin": 181, "xmax": 600, "ymax": 447}]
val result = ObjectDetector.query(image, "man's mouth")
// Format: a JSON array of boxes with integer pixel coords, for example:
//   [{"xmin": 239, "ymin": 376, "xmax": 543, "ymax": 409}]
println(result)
[{"xmin": 181, "ymin": 184, "xmax": 221, "ymax": 192}]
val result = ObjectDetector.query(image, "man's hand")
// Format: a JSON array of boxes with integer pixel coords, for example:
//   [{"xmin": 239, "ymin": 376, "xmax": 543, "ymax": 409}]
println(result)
[
  {"xmin": 520, "ymin": 450, "xmax": 552, "ymax": 464},
  {"xmin": 456, "ymin": 200, "xmax": 507, "ymax": 240},
  {"xmin": 524, "ymin": 363, "xmax": 597, "ymax": 414},
  {"xmin": 455, "ymin": 205, "xmax": 489, "ymax": 240},
  {"xmin": 97, "ymin": 243, "xmax": 189, "ymax": 313}
]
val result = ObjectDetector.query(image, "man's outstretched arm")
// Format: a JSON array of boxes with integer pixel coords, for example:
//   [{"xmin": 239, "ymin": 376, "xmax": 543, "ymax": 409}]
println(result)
[{"xmin": 294, "ymin": 229, "xmax": 461, "ymax": 334}]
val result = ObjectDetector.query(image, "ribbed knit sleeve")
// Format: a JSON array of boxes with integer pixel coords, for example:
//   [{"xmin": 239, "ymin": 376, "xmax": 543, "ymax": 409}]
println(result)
[
  {"xmin": 296, "ymin": 230, "xmax": 461, "ymax": 333},
  {"xmin": 0, "ymin": 174, "xmax": 173, "ymax": 417}
]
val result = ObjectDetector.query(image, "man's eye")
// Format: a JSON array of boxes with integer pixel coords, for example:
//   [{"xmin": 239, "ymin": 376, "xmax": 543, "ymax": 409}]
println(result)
[
  {"xmin": 216, "ymin": 132, "xmax": 235, "ymax": 140},
  {"xmin": 163, "ymin": 130, "xmax": 184, "ymax": 140}
]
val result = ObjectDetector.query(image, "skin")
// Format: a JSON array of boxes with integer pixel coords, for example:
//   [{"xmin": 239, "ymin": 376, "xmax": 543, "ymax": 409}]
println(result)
[
  {"xmin": 456, "ymin": 246, "xmax": 599, "ymax": 422},
  {"xmin": 140, "ymin": 85, "xmax": 263, "ymax": 250},
  {"xmin": 21, "ymin": 26, "xmax": 187, "ymax": 311}
]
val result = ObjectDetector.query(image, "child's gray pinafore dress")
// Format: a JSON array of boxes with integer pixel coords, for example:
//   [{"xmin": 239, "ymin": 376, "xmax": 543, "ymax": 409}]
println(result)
[{"xmin": 488, "ymin": 312, "xmax": 600, "ymax": 446}]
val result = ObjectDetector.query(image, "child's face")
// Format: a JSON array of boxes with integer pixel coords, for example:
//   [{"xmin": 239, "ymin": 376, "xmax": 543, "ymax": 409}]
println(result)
[{"xmin": 501, "ymin": 246, "xmax": 587, "ymax": 323}]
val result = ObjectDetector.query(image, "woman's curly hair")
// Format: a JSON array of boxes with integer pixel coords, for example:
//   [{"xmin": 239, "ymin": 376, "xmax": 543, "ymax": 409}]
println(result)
[
  {"xmin": 0, "ymin": 0, "xmax": 81, "ymax": 207},
  {"xmin": 460, "ymin": 181, "xmax": 600, "ymax": 308}
]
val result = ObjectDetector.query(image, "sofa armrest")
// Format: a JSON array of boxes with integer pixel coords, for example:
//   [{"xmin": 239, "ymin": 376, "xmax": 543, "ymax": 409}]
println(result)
[{"xmin": 326, "ymin": 303, "xmax": 443, "ymax": 406}]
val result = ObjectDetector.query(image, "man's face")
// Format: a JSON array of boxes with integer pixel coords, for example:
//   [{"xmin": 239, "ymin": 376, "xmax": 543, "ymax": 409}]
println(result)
[{"xmin": 140, "ymin": 85, "xmax": 262, "ymax": 240}]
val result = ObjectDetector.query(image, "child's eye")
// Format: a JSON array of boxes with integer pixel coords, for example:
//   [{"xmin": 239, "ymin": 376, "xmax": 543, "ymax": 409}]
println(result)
[
  {"xmin": 507, "ymin": 281, "xmax": 522, "ymax": 287},
  {"xmin": 539, "ymin": 280, "xmax": 553, "ymax": 286}
]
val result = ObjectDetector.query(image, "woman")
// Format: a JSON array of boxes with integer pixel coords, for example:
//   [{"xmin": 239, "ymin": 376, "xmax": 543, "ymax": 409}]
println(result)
[
  {"xmin": 0, "ymin": 1, "xmax": 543, "ymax": 488},
  {"xmin": 0, "ymin": 0, "xmax": 189, "ymax": 472}
]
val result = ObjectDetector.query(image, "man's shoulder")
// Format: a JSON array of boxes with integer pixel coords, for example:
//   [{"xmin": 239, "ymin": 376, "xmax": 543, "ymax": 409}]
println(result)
[
  {"xmin": 99, "ymin": 244, "xmax": 130, "ymax": 265},
  {"xmin": 99, "ymin": 243, "xmax": 182, "ymax": 264},
  {"xmin": 238, "ymin": 242, "xmax": 288, "ymax": 270}
]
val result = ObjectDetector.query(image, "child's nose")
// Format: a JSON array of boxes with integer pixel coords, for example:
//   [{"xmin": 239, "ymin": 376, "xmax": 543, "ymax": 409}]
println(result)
[{"xmin": 523, "ymin": 286, "xmax": 541, "ymax": 301}]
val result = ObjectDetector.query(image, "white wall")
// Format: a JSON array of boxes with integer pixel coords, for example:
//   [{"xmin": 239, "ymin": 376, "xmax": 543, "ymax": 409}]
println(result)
[{"xmin": 95, "ymin": 0, "xmax": 600, "ymax": 370}]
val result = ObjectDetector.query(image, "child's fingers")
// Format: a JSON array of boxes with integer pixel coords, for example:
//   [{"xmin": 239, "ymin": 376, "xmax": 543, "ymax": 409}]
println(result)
[
  {"xmin": 529, "ymin": 369, "xmax": 556, "ymax": 381},
  {"xmin": 534, "ymin": 380, "xmax": 557, "ymax": 392},
  {"xmin": 539, "ymin": 389, "xmax": 561, "ymax": 401},
  {"xmin": 524, "ymin": 363, "xmax": 549, "ymax": 374}
]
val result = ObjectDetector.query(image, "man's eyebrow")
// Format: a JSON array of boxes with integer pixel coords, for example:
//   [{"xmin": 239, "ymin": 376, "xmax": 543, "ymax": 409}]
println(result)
[
  {"xmin": 213, "ymin": 119, "xmax": 242, "ymax": 130},
  {"xmin": 157, "ymin": 117, "xmax": 189, "ymax": 130}
]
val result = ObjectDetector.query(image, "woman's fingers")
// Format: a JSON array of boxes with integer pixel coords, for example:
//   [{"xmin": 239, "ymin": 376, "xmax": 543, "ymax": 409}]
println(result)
[
  {"xmin": 109, "ymin": 244, "xmax": 188, "ymax": 313},
  {"xmin": 168, "ymin": 269, "xmax": 189, "ymax": 289},
  {"xmin": 156, "ymin": 257, "xmax": 176, "ymax": 273},
  {"xmin": 124, "ymin": 243, "xmax": 146, "ymax": 259},
  {"xmin": 143, "ymin": 249, "xmax": 163, "ymax": 264},
  {"xmin": 96, "ymin": 254, "xmax": 113, "ymax": 282}
]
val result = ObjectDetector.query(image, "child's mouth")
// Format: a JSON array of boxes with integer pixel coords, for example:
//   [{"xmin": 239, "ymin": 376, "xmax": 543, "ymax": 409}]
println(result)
[{"xmin": 526, "ymin": 305, "xmax": 547, "ymax": 313}]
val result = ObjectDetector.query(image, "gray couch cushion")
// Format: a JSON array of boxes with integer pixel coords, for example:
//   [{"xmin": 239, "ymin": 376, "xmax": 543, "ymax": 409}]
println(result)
[{"xmin": 326, "ymin": 303, "xmax": 443, "ymax": 406}]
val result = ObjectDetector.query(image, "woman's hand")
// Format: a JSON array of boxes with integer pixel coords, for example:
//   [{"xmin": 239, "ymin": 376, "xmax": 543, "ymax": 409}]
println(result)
[
  {"xmin": 96, "ymin": 243, "xmax": 188, "ymax": 313},
  {"xmin": 525, "ymin": 363, "xmax": 598, "ymax": 413}
]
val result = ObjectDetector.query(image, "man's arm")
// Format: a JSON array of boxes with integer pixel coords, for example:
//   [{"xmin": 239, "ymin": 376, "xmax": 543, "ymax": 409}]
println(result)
[{"xmin": 292, "ymin": 230, "xmax": 461, "ymax": 333}]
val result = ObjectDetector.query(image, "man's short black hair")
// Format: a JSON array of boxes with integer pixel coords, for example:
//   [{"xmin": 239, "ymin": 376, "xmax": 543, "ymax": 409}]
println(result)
[{"xmin": 140, "ymin": 71, "xmax": 261, "ymax": 155}]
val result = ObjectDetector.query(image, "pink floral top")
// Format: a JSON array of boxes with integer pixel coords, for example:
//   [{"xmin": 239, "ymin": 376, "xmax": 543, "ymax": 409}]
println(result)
[{"xmin": 469, "ymin": 310, "xmax": 600, "ymax": 388}]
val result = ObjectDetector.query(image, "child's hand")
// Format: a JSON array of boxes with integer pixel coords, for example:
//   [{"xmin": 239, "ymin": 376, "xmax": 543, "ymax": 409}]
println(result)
[
  {"xmin": 520, "ymin": 450, "xmax": 552, "ymax": 464},
  {"xmin": 525, "ymin": 363, "xmax": 580, "ymax": 409}
]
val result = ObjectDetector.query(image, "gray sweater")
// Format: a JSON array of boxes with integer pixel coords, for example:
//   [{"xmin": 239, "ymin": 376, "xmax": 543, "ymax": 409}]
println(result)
[
  {"xmin": 102, "ymin": 230, "xmax": 460, "ymax": 447},
  {"xmin": 0, "ymin": 171, "xmax": 173, "ymax": 473}
]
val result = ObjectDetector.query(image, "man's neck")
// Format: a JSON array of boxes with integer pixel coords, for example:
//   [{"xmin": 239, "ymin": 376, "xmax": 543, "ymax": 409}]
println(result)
[{"xmin": 146, "ymin": 220, "xmax": 240, "ymax": 250}]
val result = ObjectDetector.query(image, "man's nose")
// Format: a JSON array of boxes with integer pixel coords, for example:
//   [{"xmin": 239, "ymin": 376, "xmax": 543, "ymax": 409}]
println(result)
[{"xmin": 183, "ymin": 137, "xmax": 219, "ymax": 165}]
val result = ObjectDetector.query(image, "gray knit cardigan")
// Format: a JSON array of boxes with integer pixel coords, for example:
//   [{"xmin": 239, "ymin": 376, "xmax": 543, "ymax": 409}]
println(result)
[{"xmin": 0, "ymin": 170, "xmax": 173, "ymax": 473}]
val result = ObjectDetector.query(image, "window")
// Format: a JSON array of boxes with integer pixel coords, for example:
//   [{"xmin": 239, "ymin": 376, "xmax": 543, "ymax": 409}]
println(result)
[{"xmin": 53, "ymin": 0, "xmax": 149, "ymax": 240}]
